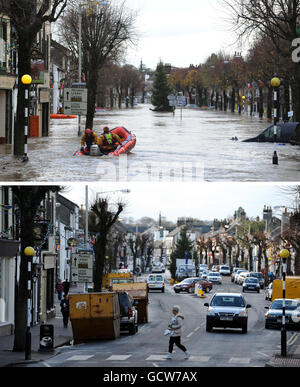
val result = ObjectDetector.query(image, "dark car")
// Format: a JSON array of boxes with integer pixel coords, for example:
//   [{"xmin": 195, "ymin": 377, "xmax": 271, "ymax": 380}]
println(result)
[
  {"xmin": 118, "ymin": 292, "xmax": 138, "ymax": 335},
  {"xmin": 265, "ymin": 299, "xmax": 300, "ymax": 330},
  {"xmin": 173, "ymin": 278, "xmax": 213, "ymax": 294},
  {"xmin": 242, "ymin": 277, "xmax": 260, "ymax": 293},
  {"xmin": 249, "ymin": 272, "xmax": 265, "ymax": 289},
  {"xmin": 243, "ymin": 122, "xmax": 299, "ymax": 144},
  {"xmin": 204, "ymin": 293, "xmax": 251, "ymax": 334}
]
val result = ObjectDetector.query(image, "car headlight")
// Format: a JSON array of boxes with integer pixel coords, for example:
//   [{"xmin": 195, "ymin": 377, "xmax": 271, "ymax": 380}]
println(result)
[
  {"xmin": 207, "ymin": 309, "xmax": 216, "ymax": 316},
  {"xmin": 239, "ymin": 311, "xmax": 247, "ymax": 317}
]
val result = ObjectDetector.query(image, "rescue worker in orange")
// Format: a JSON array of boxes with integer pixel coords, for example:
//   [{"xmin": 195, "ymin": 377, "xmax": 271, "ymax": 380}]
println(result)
[
  {"xmin": 97, "ymin": 127, "xmax": 123, "ymax": 154},
  {"xmin": 81, "ymin": 128, "xmax": 98, "ymax": 155}
]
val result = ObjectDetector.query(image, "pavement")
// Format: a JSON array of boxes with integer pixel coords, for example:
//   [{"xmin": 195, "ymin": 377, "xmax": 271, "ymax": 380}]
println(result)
[{"xmin": 0, "ymin": 284, "xmax": 85, "ymax": 368}]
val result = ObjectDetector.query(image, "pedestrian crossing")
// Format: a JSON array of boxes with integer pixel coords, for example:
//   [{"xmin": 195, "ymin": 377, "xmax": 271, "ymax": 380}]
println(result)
[{"xmin": 46, "ymin": 351, "xmax": 267, "ymax": 367}]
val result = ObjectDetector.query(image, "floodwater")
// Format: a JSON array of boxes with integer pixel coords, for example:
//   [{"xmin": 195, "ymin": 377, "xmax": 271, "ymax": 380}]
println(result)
[{"xmin": 0, "ymin": 104, "xmax": 300, "ymax": 182}]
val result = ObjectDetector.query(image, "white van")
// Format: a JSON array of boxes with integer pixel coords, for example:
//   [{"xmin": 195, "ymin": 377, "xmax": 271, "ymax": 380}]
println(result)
[{"xmin": 147, "ymin": 274, "xmax": 165, "ymax": 293}]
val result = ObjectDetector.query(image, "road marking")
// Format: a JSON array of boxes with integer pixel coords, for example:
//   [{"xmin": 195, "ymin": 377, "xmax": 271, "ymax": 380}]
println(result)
[
  {"xmin": 66, "ymin": 355, "xmax": 94, "ymax": 361},
  {"xmin": 186, "ymin": 332, "xmax": 194, "ymax": 338},
  {"xmin": 229, "ymin": 357, "xmax": 250, "ymax": 364},
  {"xmin": 152, "ymin": 363, "xmax": 159, "ymax": 368},
  {"xmin": 42, "ymin": 362, "xmax": 51, "ymax": 367},
  {"xmin": 257, "ymin": 352, "xmax": 269, "ymax": 358},
  {"xmin": 146, "ymin": 355, "xmax": 166, "ymax": 361},
  {"xmin": 106, "ymin": 355, "xmax": 132, "ymax": 361},
  {"xmin": 288, "ymin": 333, "xmax": 299, "ymax": 346},
  {"xmin": 193, "ymin": 326, "xmax": 201, "ymax": 332},
  {"xmin": 190, "ymin": 356, "xmax": 210, "ymax": 362}
]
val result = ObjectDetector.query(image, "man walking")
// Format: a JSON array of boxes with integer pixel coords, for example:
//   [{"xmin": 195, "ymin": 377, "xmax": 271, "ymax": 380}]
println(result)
[
  {"xmin": 165, "ymin": 305, "xmax": 190, "ymax": 360},
  {"xmin": 60, "ymin": 294, "xmax": 70, "ymax": 328}
]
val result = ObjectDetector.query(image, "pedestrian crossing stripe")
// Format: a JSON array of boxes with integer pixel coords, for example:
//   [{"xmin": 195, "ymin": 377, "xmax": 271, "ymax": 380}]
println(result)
[
  {"xmin": 106, "ymin": 355, "xmax": 132, "ymax": 361},
  {"xmin": 66, "ymin": 355, "xmax": 94, "ymax": 361}
]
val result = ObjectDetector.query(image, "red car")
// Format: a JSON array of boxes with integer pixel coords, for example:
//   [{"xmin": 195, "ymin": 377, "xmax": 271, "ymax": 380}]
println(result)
[{"xmin": 173, "ymin": 278, "xmax": 213, "ymax": 294}]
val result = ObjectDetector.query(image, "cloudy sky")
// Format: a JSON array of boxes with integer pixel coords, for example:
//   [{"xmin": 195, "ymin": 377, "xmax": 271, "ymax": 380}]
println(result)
[
  {"xmin": 62, "ymin": 183, "xmax": 295, "ymax": 222},
  {"xmin": 122, "ymin": 0, "xmax": 238, "ymax": 69}
]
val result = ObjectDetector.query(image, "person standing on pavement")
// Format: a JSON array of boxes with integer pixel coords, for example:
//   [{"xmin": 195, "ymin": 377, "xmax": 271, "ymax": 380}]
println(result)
[
  {"xmin": 56, "ymin": 279, "xmax": 64, "ymax": 301},
  {"xmin": 60, "ymin": 294, "xmax": 70, "ymax": 328},
  {"xmin": 164, "ymin": 305, "xmax": 190, "ymax": 360},
  {"xmin": 63, "ymin": 279, "xmax": 70, "ymax": 296}
]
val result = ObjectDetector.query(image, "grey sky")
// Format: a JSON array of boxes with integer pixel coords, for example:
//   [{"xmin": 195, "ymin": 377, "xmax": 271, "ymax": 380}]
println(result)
[
  {"xmin": 123, "ymin": 0, "xmax": 238, "ymax": 69},
  {"xmin": 62, "ymin": 183, "xmax": 295, "ymax": 222}
]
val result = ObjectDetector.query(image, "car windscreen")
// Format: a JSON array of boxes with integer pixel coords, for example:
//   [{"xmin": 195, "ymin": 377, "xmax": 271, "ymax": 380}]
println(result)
[
  {"xmin": 271, "ymin": 300, "xmax": 300, "ymax": 311},
  {"xmin": 221, "ymin": 266, "xmax": 230, "ymax": 270},
  {"xmin": 245, "ymin": 278, "xmax": 258, "ymax": 283},
  {"xmin": 211, "ymin": 296, "xmax": 245, "ymax": 308},
  {"xmin": 182, "ymin": 278, "xmax": 194, "ymax": 284},
  {"xmin": 118, "ymin": 293, "xmax": 130, "ymax": 316},
  {"xmin": 250, "ymin": 273, "xmax": 263, "ymax": 279},
  {"xmin": 154, "ymin": 275, "xmax": 163, "ymax": 282}
]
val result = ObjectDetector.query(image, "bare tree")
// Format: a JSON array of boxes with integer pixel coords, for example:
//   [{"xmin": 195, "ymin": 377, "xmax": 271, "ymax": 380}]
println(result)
[
  {"xmin": 223, "ymin": 0, "xmax": 300, "ymax": 132},
  {"xmin": 59, "ymin": 1, "xmax": 137, "ymax": 129},
  {"xmin": 89, "ymin": 198, "xmax": 125, "ymax": 292},
  {"xmin": 0, "ymin": 0, "xmax": 67, "ymax": 156}
]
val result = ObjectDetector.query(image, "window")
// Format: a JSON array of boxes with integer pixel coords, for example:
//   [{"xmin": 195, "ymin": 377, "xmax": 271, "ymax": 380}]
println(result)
[{"xmin": 0, "ymin": 19, "xmax": 7, "ymax": 70}]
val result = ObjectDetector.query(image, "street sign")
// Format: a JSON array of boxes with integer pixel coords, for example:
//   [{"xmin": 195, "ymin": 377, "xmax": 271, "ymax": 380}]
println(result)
[
  {"xmin": 64, "ymin": 88, "xmax": 88, "ymax": 115},
  {"xmin": 71, "ymin": 253, "xmax": 93, "ymax": 283}
]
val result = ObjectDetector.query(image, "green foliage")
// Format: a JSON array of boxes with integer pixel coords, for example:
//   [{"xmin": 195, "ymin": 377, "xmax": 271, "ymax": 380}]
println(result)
[{"xmin": 151, "ymin": 61, "xmax": 172, "ymax": 111}]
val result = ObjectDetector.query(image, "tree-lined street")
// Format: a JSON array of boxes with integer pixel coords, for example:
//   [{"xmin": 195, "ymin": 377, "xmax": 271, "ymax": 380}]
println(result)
[{"xmin": 19, "ymin": 275, "xmax": 299, "ymax": 368}]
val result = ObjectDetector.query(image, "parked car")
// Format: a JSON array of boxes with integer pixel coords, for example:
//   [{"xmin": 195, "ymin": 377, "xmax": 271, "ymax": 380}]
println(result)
[
  {"xmin": 249, "ymin": 272, "xmax": 265, "ymax": 289},
  {"xmin": 242, "ymin": 277, "xmax": 260, "ymax": 293},
  {"xmin": 211, "ymin": 265, "xmax": 218, "ymax": 272},
  {"xmin": 147, "ymin": 274, "xmax": 165, "ymax": 293},
  {"xmin": 174, "ymin": 278, "xmax": 198, "ymax": 294},
  {"xmin": 200, "ymin": 270, "xmax": 209, "ymax": 280},
  {"xmin": 204, "ymin": 293, "xmax": 251, "ymax": 333},
  {"xmin": 265, "ymin": 283, "xmax": 273, "ymax": 301},
  {"xmin": 219, "ymin": 265, "xmax": 231, "ymax": 276},
  {"xmin": 199, "ymin": 279, "xmax": 213, "ymax": 293},
  {"xmin": 265, "ymin": 299, "xmax": 300, "ymax": 330},
  {"xmin": 237, "ymin": 271, "xmax": 250, "ymax": 285},
  {"xmin": 207, "ymin": 272, "xmax": 222, "ymax": 285},
  {"xmin": 152, "ymin": 263, "xmax": 165, "ymax": 273},
  {"xmin": 199, "ymin": 264, "xmax": 209, "ymax": 271},
  {"xmin": 174, "ymin": 278, "xmax": 213, "ymax": 294},
  {"xmin": 118, "ymin": 292, "xmax": 138, "ymax": 335},
  {"xmin": 231, "ymin": 268, "xmax": 240, "ymax": 282},
  {"xmin": 234, "ymin": 270, "xmax": 248, "ymax": 284}
]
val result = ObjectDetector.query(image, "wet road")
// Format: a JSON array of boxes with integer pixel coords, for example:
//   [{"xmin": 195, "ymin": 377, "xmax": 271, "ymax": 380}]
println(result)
[{"xmin": 0, "ymin": 105, "xmax": 299, "ymax": 182}]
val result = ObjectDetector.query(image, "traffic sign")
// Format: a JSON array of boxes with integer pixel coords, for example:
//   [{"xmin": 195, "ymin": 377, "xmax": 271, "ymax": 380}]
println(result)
[
  {"xmin": 71, "ymin": 253, "xmax": 93, "ymax": 283},
  {"xmin": 64, "ymin": 88, "xmax": 88, "ymax": 115}
]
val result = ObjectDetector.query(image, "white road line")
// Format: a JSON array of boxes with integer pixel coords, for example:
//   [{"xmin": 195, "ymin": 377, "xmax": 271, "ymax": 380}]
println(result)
[
  {"xmin": 152, "ymin": 363, "xmax": 159, "ymax": 367},
  {"xmin": 106, "ymin": 355, "xmax": 132, "ymax": 361},
  {"xmin": 186, "ymin": 332, "xmax": 194, "ymax": 338},
  {"xmin": 288, "ymin": 333, "xmax": 299, "ymax": 346},
  {"xmin": 229, "ymin": 358, "xmax": 250, "ymax": 364},
  {"xmin": 42, "ymin": 362, "xmax": 51, "ymax": 367},
  {"xmin": 66, "ymin": 355, "xmax": 94, "ymax": 361},
  {"xmin": 257, "ymin": 352, "xmax": 269, "ymax": 358},
  {"xmin": 146, "ymin": 355, "xmax": 167, "ymax": 361}
]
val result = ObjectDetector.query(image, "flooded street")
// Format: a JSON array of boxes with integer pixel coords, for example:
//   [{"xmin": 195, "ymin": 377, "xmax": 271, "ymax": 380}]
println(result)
[{"xmin": 0, "ymin": 105, "xmax": 300, "ymax": 182}]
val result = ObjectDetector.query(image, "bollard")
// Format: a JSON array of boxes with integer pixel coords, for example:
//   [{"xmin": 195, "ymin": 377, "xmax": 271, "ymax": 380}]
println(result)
[{"xmin": 273, "ymin": 151, "xmax": 278, "ymax": 165}]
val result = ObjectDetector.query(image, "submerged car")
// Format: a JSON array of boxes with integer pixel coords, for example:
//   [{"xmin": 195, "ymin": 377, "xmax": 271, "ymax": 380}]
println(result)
[
  {"xmin": 243, "ymin": 122, "xmax": 299, "ymax": 144},
  {"xmin": 265, "ymin": 299, "xmax": 300, "ymax": 330}
]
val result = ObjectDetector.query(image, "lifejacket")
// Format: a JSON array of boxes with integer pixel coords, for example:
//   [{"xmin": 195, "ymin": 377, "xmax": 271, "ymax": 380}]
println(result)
[{"xmin": 103, "ymin": 133, "xmax": 115, "ymax": 146}]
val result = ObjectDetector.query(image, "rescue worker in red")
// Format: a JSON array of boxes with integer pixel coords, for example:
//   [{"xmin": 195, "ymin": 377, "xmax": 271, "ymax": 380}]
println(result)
[
  {"xmin": 81, "ymin": 128, "xmax": 98, "ymax": 155},
  {"xmin": 97, "ymin": 127, "xmax": 123, "ymax": 154}
]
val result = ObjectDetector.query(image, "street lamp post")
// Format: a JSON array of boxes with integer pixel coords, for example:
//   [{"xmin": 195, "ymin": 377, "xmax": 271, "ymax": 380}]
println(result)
[
  {"xmin": 24, "ymin": 246, "xmax": 35, "ymax": 360},
  {"xmin": 271, "ymin": 77, "xmax": 281, "ymax": 165},
  {"xmin": 280, "ymin": 248, "xmax": 290, "ymax": 357},
  {"xmin": 21, "ymin": 75, "xmax": 32, "ymax": 163}
]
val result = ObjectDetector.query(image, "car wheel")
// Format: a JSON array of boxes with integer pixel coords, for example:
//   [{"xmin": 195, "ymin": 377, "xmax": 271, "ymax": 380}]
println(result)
[
  {"xmin": 135, "ymin": 324, "xmax": 138, "ymax": 333},
  {"xmin": 242, "ymin": 289, "xmax": 245, "ymax": 293},
  {"xmin": 205, "ymin": 287, "xmax": 211, "ymax": 293},
  {"xmin": 188, "ymin": 287, "xmax": 194, "ymax": 294},
  {"xmin": 206, "ymin": 322, "xmax": 213, "ymax": 332},
  {"xmin": 129, "ymin": 325, "xmax": 136, "ymax": 335},
  {"xmin": 242, "ymin": 324, "xmax": 248, "ymax": 334},
  {"xmin": 162, "ymin": 288, "xmax": 165, "ymax": 293},
  {"xmin": 257, "ymin": 290, "xmax": 260, "ymax": 294},
  {"xmin": 174, "ymin": 290, "xmax": 180, "ymax": 294},
  {"xmin": 265, "ymin": 323, "xmax": 270, "ymax": 330}
]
